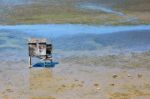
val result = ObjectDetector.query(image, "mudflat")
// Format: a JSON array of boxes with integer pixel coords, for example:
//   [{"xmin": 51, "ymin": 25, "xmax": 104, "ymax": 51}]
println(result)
[{"xmin": 1, "ymin": 51, "xmax": 150, "ymax": 99}]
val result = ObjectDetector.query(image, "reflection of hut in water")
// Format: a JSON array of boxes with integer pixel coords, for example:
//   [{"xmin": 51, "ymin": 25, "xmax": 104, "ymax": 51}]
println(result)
[{"xmin": 28, "ymin": 38, "xmax": 52, "ymax": 68}]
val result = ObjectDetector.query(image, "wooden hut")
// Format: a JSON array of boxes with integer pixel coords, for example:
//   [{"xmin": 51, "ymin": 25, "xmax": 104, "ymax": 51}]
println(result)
[{"xmin": 28, "ymin": 38, "xmax": 52, "ymax": 68}]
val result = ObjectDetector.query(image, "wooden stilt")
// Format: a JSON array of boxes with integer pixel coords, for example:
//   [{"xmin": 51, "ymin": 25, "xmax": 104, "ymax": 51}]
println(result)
[{"xmin": 29, "ymin": 56, "xmax": 32, "ymax": 68}]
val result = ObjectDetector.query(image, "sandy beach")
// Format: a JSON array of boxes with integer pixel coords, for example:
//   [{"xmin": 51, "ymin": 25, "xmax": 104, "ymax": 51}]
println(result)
[
  {"xmin": 0, "ymin": 0, "xmax": 150, "ymax": 99},
  {"xmin": 1, "ymin": 53, "xmax": 150, "ymax": 99}
]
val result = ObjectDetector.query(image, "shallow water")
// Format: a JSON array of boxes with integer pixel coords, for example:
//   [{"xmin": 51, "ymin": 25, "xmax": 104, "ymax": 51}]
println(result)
[
  {"xmin": 0, "ymin": 24, "xmax": 150, "ymax": 61},
  {"xmin": 0, "ymin": 0, "xmax": 31, "ymax": 5},
  {"xmin": 0, "ymin": 24, "xmax": 150, "ymax": 38}
]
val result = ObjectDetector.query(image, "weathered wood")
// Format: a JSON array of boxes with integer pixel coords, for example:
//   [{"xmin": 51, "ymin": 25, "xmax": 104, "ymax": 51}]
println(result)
[
  {"xmin": 28, "ymin": 38, "xmax": 53, "ymax": 68},
  {"xmin": 28, "ymin": 38, "xmax": 47, "ymax": 43},
  {"xmin": 29, "ymin": 56, "xmax": 32, "ymax": 68},
  {"xmin": 28, "ymin": 38, "xmax": 51, "ymax": 57}
]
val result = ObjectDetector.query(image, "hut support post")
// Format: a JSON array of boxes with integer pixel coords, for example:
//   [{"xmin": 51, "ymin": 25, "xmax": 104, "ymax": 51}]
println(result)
[{"xmin": 29, "ymin": 56, "xmax": 32, "ymax": 68}]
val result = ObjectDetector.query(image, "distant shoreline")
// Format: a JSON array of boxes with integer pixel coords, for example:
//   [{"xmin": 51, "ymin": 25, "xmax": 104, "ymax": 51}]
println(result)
[{"xmin": 0, "ymin": 0, "xmax": 150, "ymax": 25}]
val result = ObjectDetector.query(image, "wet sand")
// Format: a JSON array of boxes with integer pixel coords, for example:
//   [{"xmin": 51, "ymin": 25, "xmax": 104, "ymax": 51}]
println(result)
[
  {"xmin": 0, "ymin": 24, "xmax": 150, "ymax": 98},
  {"xmin": 1, "ymin": 42, "xmax": 150, "ymax": 99},
  {"xmin": 0, "ymin": 55, "xmax": 150, "ymax": 99}
]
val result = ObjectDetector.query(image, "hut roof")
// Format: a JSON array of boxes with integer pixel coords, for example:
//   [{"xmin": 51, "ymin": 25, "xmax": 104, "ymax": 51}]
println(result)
[{"xmin": 28, "ymin": 38, "xmax": 47, "ymax": 43}]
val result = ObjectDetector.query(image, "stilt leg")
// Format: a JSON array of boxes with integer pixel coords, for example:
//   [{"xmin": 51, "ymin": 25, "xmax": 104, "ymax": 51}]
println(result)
[
  {"xmin": 29, "ymin": 56, "xmax": 32, "ymax": 68},
  {"xmin": 50, "ymin": 55, "xmax": 53, "ymax": 63}
]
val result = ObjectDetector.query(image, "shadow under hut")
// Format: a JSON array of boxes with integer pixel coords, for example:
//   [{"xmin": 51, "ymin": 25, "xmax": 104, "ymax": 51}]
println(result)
[{"xmin": 28, "ymin": 38, "xmax": 52, "ymax": 68}]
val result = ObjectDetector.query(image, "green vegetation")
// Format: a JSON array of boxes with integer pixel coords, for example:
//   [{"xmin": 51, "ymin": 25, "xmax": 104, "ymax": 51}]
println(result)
[{"xmin": 0, "ymin": 0, "xmax": 150, "ymax": 25}]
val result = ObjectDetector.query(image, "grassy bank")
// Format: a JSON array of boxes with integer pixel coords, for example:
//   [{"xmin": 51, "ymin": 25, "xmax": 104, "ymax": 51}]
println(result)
[{"xmin": 0, "ymin": 0, "xmax": 149, "ymax": 25}]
